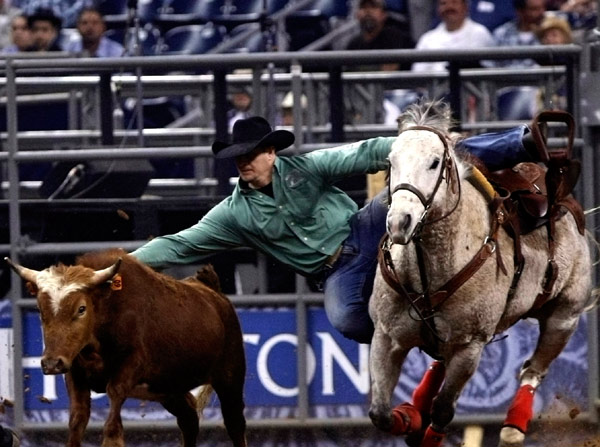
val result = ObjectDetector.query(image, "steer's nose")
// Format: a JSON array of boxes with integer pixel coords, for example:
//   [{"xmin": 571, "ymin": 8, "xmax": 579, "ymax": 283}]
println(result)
[{"xmin": 41, "ymin": 356, "xmax": 69, "ymax": 375}]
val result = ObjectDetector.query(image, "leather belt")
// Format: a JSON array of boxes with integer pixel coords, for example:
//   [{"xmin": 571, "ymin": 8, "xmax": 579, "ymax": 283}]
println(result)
[{"xmin": 324, "ymin": 245, "xmax": 343, "ymax": 269}]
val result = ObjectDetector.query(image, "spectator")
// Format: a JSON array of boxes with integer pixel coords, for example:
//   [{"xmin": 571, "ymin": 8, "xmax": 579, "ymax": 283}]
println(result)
[
  {"xmin": 2, "ymin": 13, "xmax": 30, "ymax": 52},
  {"xmin": 26, "ymin": 7, "xmax": 61, "ymax": 51},
  {"xmin": 490, "ymin": 0, "xmax": 546, "ymax": 68},
  {"xmin": 63, "ymin": 7, "xmax": 123, "ymax": 57},
  {"xmin": 412, "ymin": 0, "xmax": 494, "ymax": 73},
  {"xmin": 227, "ymin": 87, "xmax": 253, "ymax": 132},
  {"xmin": 0, "ymin": 425, "xmax": 18, "ymax": 447},
  {"xmin": 0, "ymin": 0, "xmax": 21, "ymax": 50},
  {"xmin": 535, "ymin": 15, "xmax": 573, "ymax": 111},
  {"xmin": 559, "ymin": 0, "xmax": 597, "ymax": 39},
  {"xmin": 12, "ymin": 0, "xmax": 92, "ymax": 28},
  {"xmin": 346, "ymin": 0, "xmax": 414, "ymax": 71},
  {"xmin": 279, "ymin": 91, "xmax": 307, "ymax": 126},
  {"xmin": 535, "ymin": 14, "xmax": 573, "ymax": 44}
]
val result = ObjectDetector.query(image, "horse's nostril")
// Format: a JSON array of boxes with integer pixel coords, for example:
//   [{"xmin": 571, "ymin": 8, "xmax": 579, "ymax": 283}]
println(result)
[{"xmin": 401, "ymin": 214, "xmax": 412, "ymax": 231}]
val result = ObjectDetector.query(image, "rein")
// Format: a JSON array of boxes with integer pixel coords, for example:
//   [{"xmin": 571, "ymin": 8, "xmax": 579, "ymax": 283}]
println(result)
[{"xmin": 380, "ymin": 125, "xmax": 507, "ymax": 344}]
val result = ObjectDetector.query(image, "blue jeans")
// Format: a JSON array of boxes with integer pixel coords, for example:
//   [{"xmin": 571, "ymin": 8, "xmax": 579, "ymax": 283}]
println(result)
[{"xmin": 323, "ymin": 189, "xmax": 388, "ymax": 344}]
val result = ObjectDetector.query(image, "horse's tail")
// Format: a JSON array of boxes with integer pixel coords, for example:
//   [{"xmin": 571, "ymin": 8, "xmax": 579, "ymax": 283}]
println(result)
[{"xmin": 194, "ymin": 384, "xmax": 214, "ymax": 419}]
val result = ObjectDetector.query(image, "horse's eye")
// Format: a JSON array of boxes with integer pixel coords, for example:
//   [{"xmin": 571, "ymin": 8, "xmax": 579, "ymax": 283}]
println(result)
[
  {"xmin": 429, "ymin": 158, "xmax": 440, "ymax": 170},
  {"xmin": 78, "ymin": 306, "xmax": 86, "ymax": 315}
]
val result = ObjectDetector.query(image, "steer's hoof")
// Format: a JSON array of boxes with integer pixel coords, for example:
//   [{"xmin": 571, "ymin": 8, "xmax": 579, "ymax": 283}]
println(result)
[{"xmin": 389, "ymin": 402, "xmax": 422, "ymax": 436}]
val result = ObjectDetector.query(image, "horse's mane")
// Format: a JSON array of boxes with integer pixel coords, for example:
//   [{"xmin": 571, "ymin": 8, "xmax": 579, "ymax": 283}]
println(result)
[{"xmin": 397, "ymin": 99, "xmax": 456, "ymax": 134}]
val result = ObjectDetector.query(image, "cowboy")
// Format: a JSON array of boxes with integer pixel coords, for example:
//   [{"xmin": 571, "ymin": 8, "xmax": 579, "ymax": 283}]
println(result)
[{"xmin": 131, "ymin": 116, "xmax": 536, "ymax": 344}]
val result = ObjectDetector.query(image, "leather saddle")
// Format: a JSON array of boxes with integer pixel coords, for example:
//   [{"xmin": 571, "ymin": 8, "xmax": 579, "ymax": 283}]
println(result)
[{"xmin": 486, "ymin": 110, "xmax": 585, "ymax": 237}]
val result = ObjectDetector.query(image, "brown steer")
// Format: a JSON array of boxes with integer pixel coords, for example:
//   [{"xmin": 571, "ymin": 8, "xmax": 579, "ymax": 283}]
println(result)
[{"xmin": 6, "ymin": 249, "xmax": 246, "ymax": 447}]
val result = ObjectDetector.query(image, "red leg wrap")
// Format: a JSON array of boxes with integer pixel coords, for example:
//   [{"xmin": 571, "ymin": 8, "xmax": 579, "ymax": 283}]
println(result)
[
  {"xmin": 503, "ymin": 384, "xmax": 535, "ymax": 433},
  {"xmin": 421, "ymin": 425, "xmax": 446, "ymax": 447},
  {"xmin": 389, "ymin": 402, "xmax": 422, "ymax": 436},
  {"xmin": 411, "ymin": 361, "xmax": 446, "ymax": 414}
]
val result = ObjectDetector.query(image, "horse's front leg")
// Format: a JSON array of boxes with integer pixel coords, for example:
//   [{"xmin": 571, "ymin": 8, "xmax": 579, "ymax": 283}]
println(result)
[
  {"xmin": 368, "ymin": 325, "xmax": 419, "ymax": 435},
  {"xmin": 64, "ymin": 371, "xmax": 91, "ymax": 447},
  {"xmin": 423, "ymin": 341, "xmax": 486, "ymax": 447}
]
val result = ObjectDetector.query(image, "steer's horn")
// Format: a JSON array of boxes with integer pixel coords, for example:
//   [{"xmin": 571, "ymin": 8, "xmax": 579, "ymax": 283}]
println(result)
[
  {"xmin": 4, "ymin": 257, "xmax": 40, "ymax": 284},
  {"xmin": 90, "ymin": 258, "xmax": 122, "ymax": 286}
]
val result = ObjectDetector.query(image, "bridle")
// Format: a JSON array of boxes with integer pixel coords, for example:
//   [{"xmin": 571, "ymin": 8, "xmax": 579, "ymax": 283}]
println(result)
[
  {"xmin": 387, "ymin": 125, "xmax": 461, "ymax": 243},
  {"xmin": 380, "ymin": 125, "xmax": 505, "ymax": 346}
]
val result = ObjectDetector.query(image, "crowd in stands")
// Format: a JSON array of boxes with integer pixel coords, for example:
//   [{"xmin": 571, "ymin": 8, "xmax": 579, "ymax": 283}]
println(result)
[
  {"xmin": 0, "ymin": 0, "xmax": 595, "ymax": 58},
  {"xmin": 0, "ymin": 0, "xmax": 595, "ymax": 133}
]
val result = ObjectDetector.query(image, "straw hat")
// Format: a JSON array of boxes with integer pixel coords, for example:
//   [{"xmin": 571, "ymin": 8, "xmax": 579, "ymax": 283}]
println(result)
[{"xmin": 535, "ymin": 16, "xmax": 573, "ymax": 43}]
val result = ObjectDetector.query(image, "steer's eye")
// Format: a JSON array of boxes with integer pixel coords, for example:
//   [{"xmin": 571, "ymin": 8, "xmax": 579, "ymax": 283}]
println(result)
[
  {"xmin": 429, "ymin": 158, "xmax": 440, "ymax": 170},
  {"xmin": 78, "ymin": 305, "xmax": 86, "ymax": 315}
]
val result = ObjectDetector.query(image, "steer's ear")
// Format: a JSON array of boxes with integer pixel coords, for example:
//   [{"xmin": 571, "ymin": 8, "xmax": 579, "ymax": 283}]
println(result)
[{"xmin": 25, "ymin": 281, "xmax": 38, "ymax": 296}]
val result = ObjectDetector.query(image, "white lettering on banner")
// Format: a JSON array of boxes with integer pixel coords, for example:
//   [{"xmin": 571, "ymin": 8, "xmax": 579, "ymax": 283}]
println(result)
[
  {"xmin": 317, "ymin": 333, "xmax": 369, "ymax": 395},
  {"xmin": 253, "ymin": 333, "xmax": 316, "ymax": 397}
]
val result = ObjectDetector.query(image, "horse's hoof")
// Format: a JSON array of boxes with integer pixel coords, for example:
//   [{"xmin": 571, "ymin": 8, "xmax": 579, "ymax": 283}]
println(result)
[
  {"xmin": 389, "ymin": 402, "xmax": 422, "ymax": 436},
  {"xmin": 498, "ymin": 426, "xmax": 525, "ymax": 447}
]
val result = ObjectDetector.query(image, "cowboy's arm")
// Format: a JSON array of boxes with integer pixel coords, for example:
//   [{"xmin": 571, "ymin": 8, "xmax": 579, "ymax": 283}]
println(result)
[
  {"xmin": 307, "ymin": 137, "xmax": 395, "ymax": 180},
  {"xmin": 130, "ymin": 202, "xmax": 244, "ymax": 269}
]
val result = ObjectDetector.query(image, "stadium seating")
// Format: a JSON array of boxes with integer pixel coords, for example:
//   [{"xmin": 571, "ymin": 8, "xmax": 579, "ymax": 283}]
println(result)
[
  {"xmin": 284, "ymin": 0, "xmax": 350, "ymax": 50},
  {"xmin": 225, "ymin": 23, "xmax": 267, "ymax": 53},
  {"xmin": 104, "ymin": 25, "xmax": 162, "ymax": 55},
  {"xmin": 97, "ymin": 0, "xmax": 164, "ymax": 27},
  {"xmin": 158, "ymin": 23, "xmax": 226, "ymax": 55},
  {"xmin": 470, "ymin": 0, "xmax": 515, "ymax": 31},
  {"xmin": 155, "ymin": 0, "xmax": 225, "ymax": 30}
]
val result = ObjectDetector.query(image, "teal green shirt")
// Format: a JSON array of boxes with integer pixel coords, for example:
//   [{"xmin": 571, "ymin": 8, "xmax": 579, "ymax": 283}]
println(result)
[{"xmin": 131, "ymin": 137, "xmax": 394, "ymax": 275}]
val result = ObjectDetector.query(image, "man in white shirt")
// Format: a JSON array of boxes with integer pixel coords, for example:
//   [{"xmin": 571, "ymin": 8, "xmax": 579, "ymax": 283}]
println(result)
[{"xmin": 412, "ymin": 0, "xmax": 494, "ymax": 72}]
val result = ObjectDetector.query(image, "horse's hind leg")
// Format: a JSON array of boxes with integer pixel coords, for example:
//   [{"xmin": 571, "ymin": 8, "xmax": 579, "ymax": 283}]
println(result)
[
  {"xmin": 423, "ymin": 341, "xmax": 486, "ymax": 447},
  {"xmin": 369, "ymin": 327, "xmax": 421, "ymax": 436},
  {"xmin": 499, "ymin": 310, "xmax": 580, "ymax": 447},
  {"xmin": 161, "ymin": 392, "xmax": 199, "ymax": 447}
]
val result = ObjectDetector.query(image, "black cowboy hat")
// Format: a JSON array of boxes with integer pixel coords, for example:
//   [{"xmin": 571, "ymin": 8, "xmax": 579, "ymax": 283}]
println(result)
[
  {"xmin": 27, "ymin": 8, "xmax": 62, "ymax": 30},
  {"xmin": 212, "ymin": 116, "xmax": 294, "ymax": 159}
]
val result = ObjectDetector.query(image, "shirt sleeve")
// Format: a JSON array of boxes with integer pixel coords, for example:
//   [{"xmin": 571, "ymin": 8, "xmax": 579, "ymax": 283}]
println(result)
[
  {"xmin": 303, "ymin": 136, "xmax": 394, "ymax": 182},
  {"xmin": 130, "ymin": 201, "xmax": 245, "ymax": 269}
]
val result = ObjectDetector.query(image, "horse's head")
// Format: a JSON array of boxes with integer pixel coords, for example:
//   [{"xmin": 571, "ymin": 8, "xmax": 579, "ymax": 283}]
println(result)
[{"xmin": 386, "ymin": 101, "xmax": 461, "ymax": 244}]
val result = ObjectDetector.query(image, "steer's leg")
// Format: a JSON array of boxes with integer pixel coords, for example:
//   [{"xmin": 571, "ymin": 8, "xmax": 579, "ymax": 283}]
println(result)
[
  {"xmin": 102, "ymin": 381, "xmax": 129, "ymax": 447},
  {"xmin": 213, "ymin": 381, "xmax": 247, "ymax": 447},
  {"xmin": 499, "ymin": 311, "xmax": 579, "ymax": 447},
  {"xmin": 161, "ymin": 392, "xmax": 199, "ymax": 447},
  {"xmin": 424, "ymin": 341, "xmax": 486, "ymax": 447},
  {"xmin": 64, "ymin": 370, "xmax": 91, "ymax": 447},
  {"xmin": 368, "ymin": 325, "xmax": 419, "ymax": 435}
]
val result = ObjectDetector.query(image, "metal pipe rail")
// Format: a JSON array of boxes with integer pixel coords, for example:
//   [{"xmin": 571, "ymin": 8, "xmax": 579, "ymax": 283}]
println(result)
[{"xmin": 0, "ymin": 45, "xmax": 581, "ymax": 72}]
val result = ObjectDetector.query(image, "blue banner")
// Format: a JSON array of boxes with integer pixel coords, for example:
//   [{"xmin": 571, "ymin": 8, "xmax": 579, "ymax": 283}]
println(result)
[{"xmin": 0, "ymin": 301, "xmax": 590, "ymax": 420}]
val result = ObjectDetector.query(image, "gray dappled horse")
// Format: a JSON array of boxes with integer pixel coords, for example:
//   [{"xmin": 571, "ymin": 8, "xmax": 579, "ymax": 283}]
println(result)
[{"xmin": 368, "ymin": 101, "xmax": 594, "ymax": 447}]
